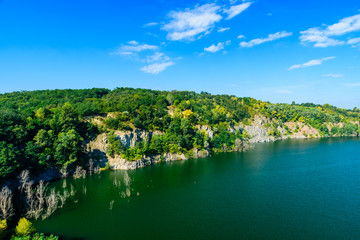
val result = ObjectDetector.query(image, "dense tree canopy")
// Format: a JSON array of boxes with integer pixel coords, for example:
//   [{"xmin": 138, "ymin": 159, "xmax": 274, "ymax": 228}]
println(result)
[{"xmin": 0, "ymin": 87, "xmax": 359, "ymax": 180}]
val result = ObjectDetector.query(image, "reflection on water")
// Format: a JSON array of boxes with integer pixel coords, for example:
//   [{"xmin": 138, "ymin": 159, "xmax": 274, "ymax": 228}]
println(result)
[{"xmin": 35, "ymin": 137, "xmax": 360, "ymax": 240}]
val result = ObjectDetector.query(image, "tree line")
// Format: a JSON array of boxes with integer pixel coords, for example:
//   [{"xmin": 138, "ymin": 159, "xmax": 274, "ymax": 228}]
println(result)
[{"xmin": 0, "ymin": 87, "xmax": 359, "ymax": 180}]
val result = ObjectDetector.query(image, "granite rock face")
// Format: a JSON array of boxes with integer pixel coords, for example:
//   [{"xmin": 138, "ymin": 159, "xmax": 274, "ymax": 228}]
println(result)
[
  {"xmin": 86, "ymin": 116, "xmax": 321, "ymax": 170},
  {"xmin": 243, "ymin": 115, "xmax": 274, "ymax": 143},
  {"xmin": 116, "ymin": 129, "xmax": 157, "ymax": 148}
]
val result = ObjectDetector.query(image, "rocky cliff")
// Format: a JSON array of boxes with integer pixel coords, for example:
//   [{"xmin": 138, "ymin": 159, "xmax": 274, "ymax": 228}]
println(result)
[
  {"xmin": 86, "ymin": 114, "xmax": 323, "ymax": 170},
  {"xmin": 86, "ymin": 130, "xmax": 211, "ymax": 170},
  {"xmin": 241, "ymin": 115, "xmax": 321, "ymax": 143}
]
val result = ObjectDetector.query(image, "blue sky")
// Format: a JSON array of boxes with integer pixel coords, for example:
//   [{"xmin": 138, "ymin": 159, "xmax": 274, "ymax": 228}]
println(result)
[{"xmin": 1, "ymin": 0, "xmax": 360, "ymax": 108}]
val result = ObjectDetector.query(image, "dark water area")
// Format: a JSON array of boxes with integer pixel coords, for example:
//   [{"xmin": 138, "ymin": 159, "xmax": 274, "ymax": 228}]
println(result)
[{"xmin": 35, "ymin": 137, "xmax": 360, "ymax": 240}]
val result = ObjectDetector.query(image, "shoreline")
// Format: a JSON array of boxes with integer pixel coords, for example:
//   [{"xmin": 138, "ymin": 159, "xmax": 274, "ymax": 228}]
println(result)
[{"xmin": 3, "ymin": 120, "xmax": 358, "ymax": 187}]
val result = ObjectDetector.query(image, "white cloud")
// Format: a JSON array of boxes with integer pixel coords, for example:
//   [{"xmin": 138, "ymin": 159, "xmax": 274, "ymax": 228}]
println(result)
[
  {"xmin": 327, "ymin": 14, "xmax": 360, "ymax": 35},
  {"xmin": 204, "ymin": 42, "xmax": 225, "ymax": 53},
  {"xmin": 240, "ymin": 31, "xmax": 292, "ymax": 48},
  {"xmin": 218, "ymin": 27, "xmax": 230, "ymax": 32},
  {"xmin": 143, "ymin": 22, "xmax": 158, "ymax": 27},
  {"xmin": 237, "ymin": 34, "xmax": 245, "ymax": 39},
  {"xmin": 300, "ymin": 14, "xmax": 360, "ymax": 47},
  {"xmin": 162, "ymin": 4, "xmax": 222, "ymax": 41},
  {"xmin": 300, "ymin": 28, "xmax": 345, "ymax": 47},
  {"xmin": 111, "ymin": 42, "xmax": 158, "ymax": 56},
  {"xmin": 140, "ymin": 61, "xmax": 175, "ymax": 74},
  {"xmin": 288, "ymin": 56, "xmax": 335, "ymax": 70},
  {"xmin": 143, "ymin": 52, "xmax": 171, "ymax": 63},
  {"xmin": 348, "ymin": 37, "xmax": 360, "ymax": 44},
  {"xmin": 112, "ymin": 41, "xmax": 176, "ymax": 74},
  {"xmin": 128, "ymin": 40, "xmax": 139, "ymax": 45},
  {"xmin": 322, "ymin": 73, "xmax": 343, "ymax": 78},
  {"xmin": 224, "ymin": 2, "xmax": 252, "ymax": 20},
  {"xmin": 204, "ymin": 41, "xmax": 231, "ymax": 53}
]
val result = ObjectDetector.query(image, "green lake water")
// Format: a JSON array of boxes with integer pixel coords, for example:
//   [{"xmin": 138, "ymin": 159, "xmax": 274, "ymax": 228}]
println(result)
[{"xmin": 35, "ymin": 137, "xmax": 360, "ymax": 240}]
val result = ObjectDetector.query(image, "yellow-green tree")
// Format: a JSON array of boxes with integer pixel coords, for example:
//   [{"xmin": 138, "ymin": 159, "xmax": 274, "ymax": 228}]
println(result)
[
  {"xmin": 15, "ymin": 218, "xmax": 35, "ymax": 237},
  {"xmin": 0, "ymin": 219, "xmax": 7, "ymax": 235}
]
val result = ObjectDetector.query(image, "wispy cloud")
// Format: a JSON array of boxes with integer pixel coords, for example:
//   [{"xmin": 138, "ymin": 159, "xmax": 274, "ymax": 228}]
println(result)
[
  {"xmin": 162, "ymin": 2, "xmax": 253, "ymax": 41},
  {"xmin": 224, "ymin": 2, "xmax": 252, "ymax": 20},
  {"xmin": 288, "ymin": 56, "xmax": 335, "ymax": 70},
  {"xmin": 218, "ymin": 27, "xmax": 230, "ymax": 32},
  {"xmin": 237, "ymin": 34, "xmax": 245, "ymax": 39},
  {"xmin": 112, "ymin": 41, "xmax": 176, "ymax": 74},
  {"xmin": 348, "ymin": 37, "xmax": 360, "ymax": 45},
  {"xmin": 300, "ymin": 14, "xmax": 360, "ymax": 47},
  {"xmin": 143, "ymin": 22, "xmax": 159, "ymax": 27},
  {"xmin": 111, "ymin": 41, "xmax": 158, "ymax": 56},
  {"xmin": 143, "ymin": 52, "xmax": 171, "ymax": 63},
  {"xmin": 300, "ymin": 28, "xmax": 345, "ymax": 47},
  {"xmin": 322, "ymin": 73, "xmax": 343, "ymax": 78},
  {"xmin": 140, "ymin": 61, "xmax": 175, "ymax": 74},
  {"xmin": 240, "ymin": 31, "xmax": 292, "ymax": 48},
  {"xmin": 162, "ymin": 4, "xmax": 222, "ymax": 41}
]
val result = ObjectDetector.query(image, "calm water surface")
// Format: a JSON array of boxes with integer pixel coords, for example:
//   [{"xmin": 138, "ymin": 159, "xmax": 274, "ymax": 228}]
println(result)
[{"xmin": 35, "ymin": 137, "xmax": 360, "ymax": 240}]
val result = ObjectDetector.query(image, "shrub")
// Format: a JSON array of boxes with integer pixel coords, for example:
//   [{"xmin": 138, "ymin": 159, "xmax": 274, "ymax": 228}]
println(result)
[
  {"xmin": 100, "ymin": 161, "xmax": 111, "ymax": 171},
  {"xmin": 15, "ymin": 218, "xmax": 35, "ymax": 237},
  {"xmin": 11, "ymin": 232, "xmax": 59, "ymax": 240},
  {"xmin": 0, "ymin": 219, "xmax": 7, "ymax": 235}
]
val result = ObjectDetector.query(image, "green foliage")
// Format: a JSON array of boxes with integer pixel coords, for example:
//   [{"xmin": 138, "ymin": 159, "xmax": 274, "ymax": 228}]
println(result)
[
  {"xmin": 15, "ymin": 218, "xmax": 35, "ymax": 237},
  {"xmin": 11, "ymin": 232, "xmax": 58, "ymax": 240},
  {"xmin": 0, "ymin": 219, "xmax": 7, "ymax": 235},
  {"xmin": 103, "ymin": 116, "xmax": 132, "ymax": 131},
  {"xmin": 106, "ymin": 130, "xmax": 125, "ymax": 157},
  {"xmin": 284, "ymin": 125, "xmax": 292, "ymax": 135},
  {"xmin": 331, "ymin": 126, "xmax": 341, "ymax": 135},
  {"xmin": 0, "ymin": 87, "xmax": 359, "ymax": 178},
  {"xmin": 0, "ymin": 142, "xmax": 20, "ymax": 178},
  {"xmin": 100, "ymin": 162, "xmax": 111, "ymax": 171}
]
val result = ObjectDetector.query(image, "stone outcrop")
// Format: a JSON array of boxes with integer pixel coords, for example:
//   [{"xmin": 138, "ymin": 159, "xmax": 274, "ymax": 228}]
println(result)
[
  {"xmin": 115, "ymin": 129, "xmax": 162, "ymax": 148},
  {"xmin": 236, "ymin": 115, "xmax": 321, "ymax": 143},
  {"xmin": 104, "ymin": 150, "xmax": 210, "ymax": 170},
  {"xmin": 86, "ymin": 115, "xmax": 326, "ymax": 171},
  {"xmin": 86, "ymin": 130, "xmax": 211, "ymax": 170},
  {"xmin": 243, "ymin": 115, "xmax": 274, "ymax": 143}
]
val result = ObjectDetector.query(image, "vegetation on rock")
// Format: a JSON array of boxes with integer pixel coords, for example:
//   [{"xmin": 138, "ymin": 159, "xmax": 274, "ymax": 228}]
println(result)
[{"xmin": 0, "ymin": 87, "xmax": 358, "ymax": 180}]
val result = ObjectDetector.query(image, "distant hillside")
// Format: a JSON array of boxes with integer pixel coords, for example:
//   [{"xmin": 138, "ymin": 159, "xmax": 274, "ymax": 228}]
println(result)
[{"xmin": 1, "ymin": 88, "xmax": 359, "ymax": 180}]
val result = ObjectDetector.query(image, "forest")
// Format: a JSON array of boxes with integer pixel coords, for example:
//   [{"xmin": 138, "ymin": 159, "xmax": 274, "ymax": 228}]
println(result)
[{"xmin": 0, "ymin": 87, "xmax": 359, "ymax": 181}]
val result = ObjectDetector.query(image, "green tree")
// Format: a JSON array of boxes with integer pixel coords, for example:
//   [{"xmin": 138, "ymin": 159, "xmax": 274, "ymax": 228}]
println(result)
[
  {"xmin": 0, "ymin": 142, "xmax": 20, "ymax": 178},
  {"xmin": 15, "ymin": 218, "xmax": 35, "ymax": 237},
  {"xmin": 54, "ymin": 129, "xmax": 83, "ymax": 167}
]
